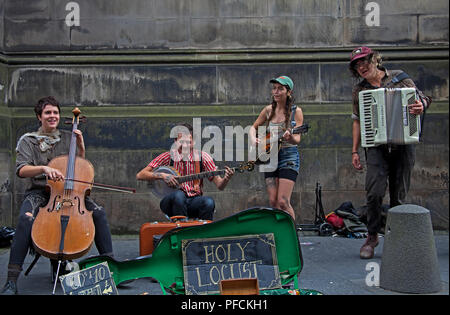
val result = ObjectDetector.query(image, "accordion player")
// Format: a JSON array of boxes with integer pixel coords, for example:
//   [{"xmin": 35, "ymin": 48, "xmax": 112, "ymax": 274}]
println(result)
[{"xmin": 358, "ymin": 87, "xmax": 421, "ymax": 147}]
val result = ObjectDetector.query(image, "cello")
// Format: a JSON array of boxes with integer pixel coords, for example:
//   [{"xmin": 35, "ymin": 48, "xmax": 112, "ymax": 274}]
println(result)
[{"xmin": 31, "ymin": 107, "xmax": 96, "ymax": 261}]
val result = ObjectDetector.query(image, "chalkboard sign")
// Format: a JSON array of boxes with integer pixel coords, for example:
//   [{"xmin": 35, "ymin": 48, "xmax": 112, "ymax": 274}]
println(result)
[
  {"xmin": 182, "ymin": 233, "xmax": 281, "ymax": 295},
  {"xmin": 59, "ymin": 262, "xmax": 118, "ymax": 295}
]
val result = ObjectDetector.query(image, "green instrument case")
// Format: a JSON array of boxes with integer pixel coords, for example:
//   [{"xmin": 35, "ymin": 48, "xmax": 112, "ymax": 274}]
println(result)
[{"xmin": 79, "ymin": 207, "xmax": 304, "ymax": 295}]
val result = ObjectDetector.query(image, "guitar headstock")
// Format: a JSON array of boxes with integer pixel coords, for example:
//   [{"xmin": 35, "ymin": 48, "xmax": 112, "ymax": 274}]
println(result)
[{"xmin": 236, "ymin": 161, "xmax": 255, "ymax": 173}]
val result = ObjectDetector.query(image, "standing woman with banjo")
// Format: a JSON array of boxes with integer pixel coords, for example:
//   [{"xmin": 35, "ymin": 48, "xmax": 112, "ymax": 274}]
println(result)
[
  {"xmin": 1, "ymin": 96, "xmax": 114, "ymax": 295},
  {"xmin": 249, "ymin": 76, "xmax": 305, "ymax": 220}
]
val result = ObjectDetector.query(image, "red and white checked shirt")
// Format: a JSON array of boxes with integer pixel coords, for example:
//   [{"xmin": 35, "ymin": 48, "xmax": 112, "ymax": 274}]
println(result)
[{"xmin": 148, "ymin": 150, "xmax": 217, "ymax": 197}]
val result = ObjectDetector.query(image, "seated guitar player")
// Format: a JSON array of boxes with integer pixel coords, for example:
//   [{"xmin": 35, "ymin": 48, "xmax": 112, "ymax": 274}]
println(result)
[{"xmin": 136, "ymin": 123, "xmax": 234, "ymax": 220}]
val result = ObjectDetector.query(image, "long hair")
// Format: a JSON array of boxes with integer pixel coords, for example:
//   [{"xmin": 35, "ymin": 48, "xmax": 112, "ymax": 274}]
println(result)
[
  {"xmin": 267, "ymin": 91, "xmax": 295, "ymax": 129},
  {"xmin": 349, "ymin": 51, "xmax": 383, "ymax": 78}
]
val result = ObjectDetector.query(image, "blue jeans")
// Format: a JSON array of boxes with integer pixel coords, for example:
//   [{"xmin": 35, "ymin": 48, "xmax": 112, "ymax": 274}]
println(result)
[
  {"xmin": 160, "ymin": 190, "xmax": 215, "ymax": 220},
  {"xmin": 264, "ymin": 146, "xmax": 300, "ymax": 181}
]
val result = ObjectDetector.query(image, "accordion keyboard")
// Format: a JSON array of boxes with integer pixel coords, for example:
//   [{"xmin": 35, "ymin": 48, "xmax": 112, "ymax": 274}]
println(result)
[{"xmin": 360, "ymin": 92, "xmax": 377, "ymax": 147}]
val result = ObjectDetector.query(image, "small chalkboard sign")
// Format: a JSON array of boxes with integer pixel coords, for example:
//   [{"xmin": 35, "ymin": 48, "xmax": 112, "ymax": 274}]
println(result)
[
  {"xmin": 59, "ymin": 262, "xmax": 118, "ymax": 295},
  {"xmin": 182, "ymin": 233, "xmax": 281, "ymax": 295}
]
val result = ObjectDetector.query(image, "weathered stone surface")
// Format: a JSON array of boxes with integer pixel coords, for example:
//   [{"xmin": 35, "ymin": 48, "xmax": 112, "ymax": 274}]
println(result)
[
  {"xmin": 1, "ymin": 0, "xmax": 448, "ymax": 51},
  {"xmin": 419, "ymin": 15, "xmax": 450, "ymax": 44},
  {"xmin": 6, "ymin": 66, "xmax": 218, "ymax": 107},
  {"xmin": 5, "ymin": 60, "xmax": 448, "ymax": 108}
]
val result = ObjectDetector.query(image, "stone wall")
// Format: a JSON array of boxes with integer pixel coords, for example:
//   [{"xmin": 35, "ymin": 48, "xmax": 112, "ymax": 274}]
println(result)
[
  {"xmin": 0, "ymin": 0, "xmax": 448, "ymax": 233},
  {"xmin": 1, "ymin": 0, "xmax": 448, "ymax": 51}
]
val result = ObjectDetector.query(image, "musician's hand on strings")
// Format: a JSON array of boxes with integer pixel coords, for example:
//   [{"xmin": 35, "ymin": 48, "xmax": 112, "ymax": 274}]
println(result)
[
  {"xmin": 352, "ymin": 152, "xmax": 363, "ymax": 171},
  {"xmin": 408, "ymin": 99, "xmax": 424, "ymax": 115},
  {"xmin": 42, "ymin": 166, "xmax": 64, "ymax": 181},
  {"xmin": 282, "ymin": 129, "xmax": 293, "ymax": 142},
  {"xmin": 162, "ymin": 173, "xmax": 179, "ymax": 188}
]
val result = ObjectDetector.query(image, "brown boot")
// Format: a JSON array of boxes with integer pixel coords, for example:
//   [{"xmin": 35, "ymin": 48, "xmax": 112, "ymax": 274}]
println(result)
[{"xmin": 360, "ymin": 234, "xmax": 379, "ymax": 259}]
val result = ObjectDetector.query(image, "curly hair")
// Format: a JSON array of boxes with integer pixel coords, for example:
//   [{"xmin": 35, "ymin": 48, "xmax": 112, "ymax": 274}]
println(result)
[
  {"xmin": 349, "ymin": 51, "xmax": 383, "ymax": 78},
  {"xmin": 34, "ymin": 96, "xmax": 60, "ymax": 118}
]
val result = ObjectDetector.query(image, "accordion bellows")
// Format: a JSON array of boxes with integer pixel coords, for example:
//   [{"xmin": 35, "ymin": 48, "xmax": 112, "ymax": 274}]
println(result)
[{"xmin": 359, "ymin": 88, "xmax": 421, "ymax": 147}]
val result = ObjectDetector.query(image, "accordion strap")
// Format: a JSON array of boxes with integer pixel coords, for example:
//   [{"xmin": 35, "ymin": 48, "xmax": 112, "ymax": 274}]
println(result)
[{"xmin": 388, "ymin": 71, "xmax": 410, "ymax": 86}]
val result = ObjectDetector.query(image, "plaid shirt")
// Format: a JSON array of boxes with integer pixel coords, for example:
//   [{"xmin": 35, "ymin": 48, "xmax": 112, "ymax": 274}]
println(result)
[{"xmin": 148, "ymin": 150, "xmax": 217, "ymax": 197}]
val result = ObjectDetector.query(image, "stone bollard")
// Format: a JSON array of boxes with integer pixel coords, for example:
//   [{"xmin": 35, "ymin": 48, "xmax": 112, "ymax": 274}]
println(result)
[{"xmin": 380, "ymin": 204, "xmax": 441, "ymax": 294}]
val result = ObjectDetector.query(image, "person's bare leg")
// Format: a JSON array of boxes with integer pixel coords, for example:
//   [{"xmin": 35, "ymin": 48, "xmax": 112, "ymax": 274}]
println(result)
[{"xmin": 275, "ymin": 178, "xmax": 296, "ymax": 220}]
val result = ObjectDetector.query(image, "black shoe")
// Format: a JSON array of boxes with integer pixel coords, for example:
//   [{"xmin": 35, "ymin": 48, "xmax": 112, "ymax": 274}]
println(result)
[{"xmin": 1, "ymin": 280, "xmax": 18, "ymax": 295}]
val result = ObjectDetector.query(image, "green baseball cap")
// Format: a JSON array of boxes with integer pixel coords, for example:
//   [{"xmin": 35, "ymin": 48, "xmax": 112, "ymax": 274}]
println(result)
[{"xmin": 270, "ymin": 75, "xmax": 294, "ymax": 90}]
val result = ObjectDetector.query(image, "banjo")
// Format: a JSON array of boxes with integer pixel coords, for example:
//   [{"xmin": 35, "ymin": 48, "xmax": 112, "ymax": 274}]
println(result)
[{"xmin": 149, "ymin": 162, "xmax": 256, "ymax": 199}]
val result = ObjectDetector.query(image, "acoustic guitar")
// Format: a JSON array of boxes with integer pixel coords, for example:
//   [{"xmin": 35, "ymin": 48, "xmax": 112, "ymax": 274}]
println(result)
[{"xmin": 253, "ymin": 123, "xmax": 310, "ymax": 157}]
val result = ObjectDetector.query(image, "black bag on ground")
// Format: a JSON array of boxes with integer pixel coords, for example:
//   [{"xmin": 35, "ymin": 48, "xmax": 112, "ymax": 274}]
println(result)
[
  {"xmin": 0, "ymin": 226, "xmax": 15, "ymax": 247},
  {"xmin": 334, "ymin": 202, "xmax": 368, "ymax": 234}
]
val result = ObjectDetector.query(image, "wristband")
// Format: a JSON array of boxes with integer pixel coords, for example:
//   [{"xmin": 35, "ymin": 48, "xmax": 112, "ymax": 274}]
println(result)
[{"xmin": 352, "ymin": 152, "xmax": 359, "ymax": 155}]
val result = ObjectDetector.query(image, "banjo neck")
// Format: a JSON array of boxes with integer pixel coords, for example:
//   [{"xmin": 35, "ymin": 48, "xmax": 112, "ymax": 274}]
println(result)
[
  {"xmin": 150, "ymin": 162, "xmax": 255, "ymax": 199},
  {"xmin": 176, "ymin": 168, "xmax": 232, "ymax": 183}
]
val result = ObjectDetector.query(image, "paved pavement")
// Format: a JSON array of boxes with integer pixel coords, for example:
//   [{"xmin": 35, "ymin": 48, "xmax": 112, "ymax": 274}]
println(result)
[{"xmin": 0, "ymin": 231, "xmax": 448, "ymax": 296}]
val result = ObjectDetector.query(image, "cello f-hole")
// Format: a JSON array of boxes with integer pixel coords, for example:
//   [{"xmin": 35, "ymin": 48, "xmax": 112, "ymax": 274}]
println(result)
[
  {"xmin": 74, "ymin": 196, "xmax": 84, "ymax": 214},
  {"xmin": 48, "ymin": 195, "xmax": 62, "ymax": 212}
]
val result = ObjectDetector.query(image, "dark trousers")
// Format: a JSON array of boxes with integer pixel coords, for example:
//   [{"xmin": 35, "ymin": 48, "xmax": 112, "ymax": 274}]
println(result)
[
  {"xmin": 8, "ymin": 190, "xmax": 113, "ymax": 268},
  {"xmin": 160, "ymin": 190, "xmax": 215, "ymax": 220},
  {"xmin": 365, "ymin": 144, "xmax": 415, "ymax": 235}
]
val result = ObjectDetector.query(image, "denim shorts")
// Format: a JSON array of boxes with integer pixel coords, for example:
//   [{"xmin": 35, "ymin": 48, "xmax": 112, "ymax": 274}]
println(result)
[{"xmin": 264, "ymin": 146, "xmax": 300, "ymax": 181}]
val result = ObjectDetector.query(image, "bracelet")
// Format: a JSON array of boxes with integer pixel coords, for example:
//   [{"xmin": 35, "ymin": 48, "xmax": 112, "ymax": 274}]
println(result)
[{"xmin": 352, "ymin": 152, "xmax": 359, "ymax": 155}]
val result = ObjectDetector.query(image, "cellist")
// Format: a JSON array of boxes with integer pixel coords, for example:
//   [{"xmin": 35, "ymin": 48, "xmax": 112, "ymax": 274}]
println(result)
[{"xmin": 1, "ymin": 96, "xmax": 114, "ymax": 295}]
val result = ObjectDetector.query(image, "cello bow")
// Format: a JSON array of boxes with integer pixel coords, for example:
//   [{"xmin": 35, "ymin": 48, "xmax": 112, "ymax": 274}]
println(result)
[{"xmin": 36, "ymin": 174, "xmax": 136, "ymax": 194}]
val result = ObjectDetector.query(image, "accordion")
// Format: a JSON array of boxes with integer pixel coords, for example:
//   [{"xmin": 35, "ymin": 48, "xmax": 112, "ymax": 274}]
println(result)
[{"xmin": 358, "ymin": 88, "xmax": 421, "ymax": 147}]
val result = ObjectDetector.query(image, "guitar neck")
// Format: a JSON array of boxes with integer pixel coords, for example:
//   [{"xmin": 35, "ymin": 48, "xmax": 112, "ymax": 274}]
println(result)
[{"xmin": 272, "ymin": 125, "xmax": 308, "ymax": 142}]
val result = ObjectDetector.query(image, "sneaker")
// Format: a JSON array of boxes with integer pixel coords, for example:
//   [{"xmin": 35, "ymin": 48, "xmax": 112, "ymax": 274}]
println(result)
[{"xmin": 0, "ymin": 280, "xmax": 18, "ymax": 295}]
